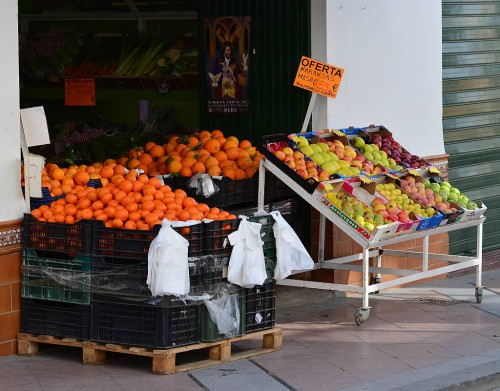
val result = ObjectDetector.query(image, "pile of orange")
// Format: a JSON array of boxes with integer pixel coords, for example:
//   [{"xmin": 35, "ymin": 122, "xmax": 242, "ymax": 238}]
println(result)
[
  {"xmin": 112, "ymin": 130, "xmax": 264, "ymax": 180},
  {"xmin": 21, "ymin": 162, "xmax": 116, "ymax": 197},
  {"xmin": 30, "ymin": 172, "xmax": 237, "ymax": 230}
]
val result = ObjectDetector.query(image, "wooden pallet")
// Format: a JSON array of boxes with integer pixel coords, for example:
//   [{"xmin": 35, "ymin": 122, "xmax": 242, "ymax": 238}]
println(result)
[{"xmin": 17, "ymin": 327, "xmax": 283, "ymax": 375}]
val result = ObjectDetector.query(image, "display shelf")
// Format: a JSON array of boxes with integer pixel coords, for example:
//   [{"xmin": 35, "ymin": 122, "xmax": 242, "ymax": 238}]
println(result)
[{"xmin": 258, "ymin": 159, "xmax": 485, "ymax": 325}]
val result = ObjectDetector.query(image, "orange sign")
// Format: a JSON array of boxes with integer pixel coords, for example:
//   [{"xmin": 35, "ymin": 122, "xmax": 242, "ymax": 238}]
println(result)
[
  {"xmin": 293, "ymin": 56, "xmax": 344, "ymax": 98},
  {"xmin": 65, "ymin": 79, "xmax": 96, "ymax": 106}
]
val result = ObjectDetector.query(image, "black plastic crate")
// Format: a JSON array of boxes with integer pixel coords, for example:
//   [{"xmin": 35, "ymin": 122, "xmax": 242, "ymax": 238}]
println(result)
[
  {"xmin": 22, "ymin": 248, "xmax": 92, "ymax": 304},
  {"xmin": 187, "ymin": 176, "xmax": 259, "ymax": 209},
  {"xmin": 91, "ymin": 295, "xmax": 201, "ymax": 348},
  {"xmin": 203, "ymin": 219, "xmax": 240, "ymax": 257},
  {"xmin": 91, "ymin": 255, "xmax": 205, "ymax": 297},
  {"xmin": 202, "ymin": 256, "xmax": 230, "ymax": 293},
  {"xmin": 248, "ymin": 215, "xmax": 277, "ymax": 261},
  {"xmin": 264, "ymin": 171, "xmax": 295, "ymax": 203},
  {"xmin": 173, "ymin": 223, "xmax": 204, "ymax": 257},
  {"xmin": 21, "ymin": 298, "xmax": 90, "ymax": 340},
  {"xmin": 243, "ymin": 280, "xmax": 276, "ymax": 333},
  {"xmin": 201, "ymin": 288, "xmax": 243, "ymax": 342},
  {"xmin": 23, "ymin": 214, "xmax": 93, "ymax": 255},
  {"xmin": 93, "ymin": 221, "xmax": 203, "ymax": 261},
  {"xmin": 93, "ymin": 221, "xmax": 160, "ymax": 261},
  {"xmin": 160, "ymin": 175, "xmax": 190, "ymax": 191}
]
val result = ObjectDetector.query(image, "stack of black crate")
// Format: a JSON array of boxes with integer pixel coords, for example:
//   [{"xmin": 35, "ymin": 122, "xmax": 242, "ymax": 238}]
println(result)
[{"xmin": 20, "ymin": 216, "xmax": 93, "ymax": 340}]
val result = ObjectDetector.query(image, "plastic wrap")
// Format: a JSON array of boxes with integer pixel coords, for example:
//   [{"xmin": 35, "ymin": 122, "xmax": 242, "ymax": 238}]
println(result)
[
  {"xmin": 188, "ymin": 174, "xmax": 220, "ymax": 198},
  {"xmin": 21, "ymin": 254, "xmax": 231, "ymax": 305},
  {"xmin": 203, "ymin": 291, "xmax": 241, "ymax": 338}
]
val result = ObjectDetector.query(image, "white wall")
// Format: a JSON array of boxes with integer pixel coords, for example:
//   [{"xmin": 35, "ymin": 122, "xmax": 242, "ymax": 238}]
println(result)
[
  {"xmin": 313, "ymin": 0, "xmax": 444, "ymax": 157},
  {"xmin": 0, "ymin": 0, "xmax": 24, "ymax": 221}
]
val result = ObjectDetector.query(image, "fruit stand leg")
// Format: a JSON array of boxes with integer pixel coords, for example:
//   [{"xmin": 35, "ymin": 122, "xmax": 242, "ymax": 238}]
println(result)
[
  {"xmin": 355, "ymin": 248, "xmax": 371, "ymax": 325},
  {"xmin": 475, "ymin": 222, "xmax": 484, "ymax": 303},
  {"xmin": 258, "ymin": 160, "xmax": 266, "ymax": 210},
  {"xmin": 318, "ymin": 214, "xmax": 326, "ymax": 264},
  {"xmin": 423, "ymin": 236, "xmax": 429, "ymax": 271}
]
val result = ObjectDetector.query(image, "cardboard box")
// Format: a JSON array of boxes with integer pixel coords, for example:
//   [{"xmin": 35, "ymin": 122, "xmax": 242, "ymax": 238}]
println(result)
[
  {"xmin": 313, "ymin": 183, "xmax": 399, "ymax": 243},
  {"xmin": 343, "ymin": 178, "xmax": 420, "ymax": 235}
]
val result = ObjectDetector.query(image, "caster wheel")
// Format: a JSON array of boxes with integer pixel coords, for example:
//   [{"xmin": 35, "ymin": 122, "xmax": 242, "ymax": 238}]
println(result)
[
  {"xmin": 475, "ymin": 287, "xmax": 483, "ymax": 304},
  {"xmin": 354, "ymin": 308, "xmax": 370, "ymax": 326}
]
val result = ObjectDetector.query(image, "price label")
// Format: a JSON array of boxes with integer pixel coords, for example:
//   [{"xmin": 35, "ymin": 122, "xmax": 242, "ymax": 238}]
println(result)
[
  {"xmin": 386, "ymin": 173, "xmax": 398, "ymax": 180},
  {"xmin": 333, "ymin": 130, "xmax": 345, "ymax": 137},
  {"xmin": 407, "ymin": 169, "xmax": 420, "ymax": 176},
  {"xmin": 65, "ymin": 78, "xmax": 96, "ymax": 106},
  {"xmin": 429, "ymin": 167, "xmax": 441, "ymax": 174},
  {"xmin": 293, "ymin": 56, "xmax": 344, "ymax": 98},
  {"xmin": 292, "ymin": 134, "xmax": 300, "ymax": 143},
  {"xmin": 360, "ymin": 177, "xmax": 373, "ymax": 184}
]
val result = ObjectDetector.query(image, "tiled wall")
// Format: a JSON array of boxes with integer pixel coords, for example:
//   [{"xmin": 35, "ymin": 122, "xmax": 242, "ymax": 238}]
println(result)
[
  {"xmin": 308, "ymin": 155, "xmax": 450, "ymax": 287},
  {"xmin": 0, "ymin": 219, "xmax": 22, "ymax": 356}
]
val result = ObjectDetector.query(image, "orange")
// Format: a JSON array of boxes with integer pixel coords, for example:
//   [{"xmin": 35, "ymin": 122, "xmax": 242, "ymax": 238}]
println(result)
[
  {"xmin": 104, "ymin": 206, "xmax": 116, "ymax": 219},
  {"xmin": 204, "ymin": 138, "xmax": 221, "ymax": 154},
  {"xmin": 204, "ymin": 156, "xmax": 219, "ymax": 169},
  {"xmin": 187, "ymin": 136, "xmax": 200, "ymax": 149},
  {"xmin": 237, "ymin": 156, "xmax": 253, "ymax": 170},
  {"xmin": 50, "ymin": 168, "xmax": 65, "ymax": 181},
  {"xmin": 104, "ymin": 158, "xmax": 116, "ymax": 166},
  {"xmin": 239, "ymin": 140, "xmax": 252, "ymax": 149},
  {"xmin": 245, "ymin": 167, "xmax": 257, "ymax": 178},
  {"xmin": 127, "ymin": 158, "xmax": 141, "ymax": 170},
  {"xmin": 73, "ymin": 171, "xmax": 90, "ymax": 186},
  {"xmin": 91, "ymin": 200, "xmax": 104, "ymax": 211},
  {"xmin": 211, "ymin": 129, "xmax": 224, "ymax": 138},
  {"xmin": 115, "ymin": 209, "xmax": 129, "ymax": 222},
  {"xmin": 129, "ymin": 211, "xmax": 141, "ymax": 222},
  {"xmin": 222, "ymin": 140, "xmax": 238, "ymax": 151},
  {"xmin": 149, "ymin": 145, "xmax": 165, "ymax": 160},
  {"xmin": 182, "ymin": 197, "xmax": 197, "ymax": 208},
  {"xmin": 167, "ymin": 160, "xmax": 182, "ymax": 174},
  {"xmin": 144, "ymin": 142, "xmax": 156, "ymax": 153},
  {"xmin": 111, "ymin": 219, "xmax": 124, "ymax": 228},
  {"xmin": 177, "ymin": 210, "xmax": 190, "ymax": 221},
  {"xmin": 191, "ymin": 162, "xmax": 206, "ymax": 174},
  {"xmin": 234, "ymin": 169, "xmax": 246, "ymax": 180},
  {"xmin": 87, "ymin": 190, "xmax": 98, "ymax": 202},
  {"xmin": 174, "ymin": 189, "xmax": 187, "ymax": 199},
  {"xmin": 119, "ymin": 179, "xmax": 133, "ymax": 193},
  {"xmin": 124, "ymin": 220, "xmax": 137, "ymax": 230},
  {"xmin": 31, "ymin": 209, "xmax": 42, "ymax": 219},
  {"xmin": 113, "ymin": 165, "xmax": 127, "ymax": 176},
  {"xmin": 65, "ymin": 215, "xmax": 75, "ymax": 224},
  {"xmin": 225, "ymin": 147, "xmax": 240, "ymax": 161},
  {"xmin": 221, "ymin": 166, "xmax": 236, "ymax": 180},
  {"xmin": 181, "ymin": 156, "xmax": 197, "ymax": 169},
  {"xmin": 148, "ymin": 177, "xmax": 162, "ymax": 189},
  {"xmin": 214, "ymin": 151, "xmax": 228, "ymax": 161},
  {"xmin": 132, "ymin": 181, "xmax": 144, "ymax": 193},
  {"xmin": 180, "ymin": 167, "xmax": 192, "ymax": 177}
]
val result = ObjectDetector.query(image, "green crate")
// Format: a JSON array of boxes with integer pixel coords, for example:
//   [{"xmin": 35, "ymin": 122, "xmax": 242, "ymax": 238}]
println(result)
[
  {"xmin": 21, "ymin": 249, "xmax": 92, "ymax": 304},
  {"xmin": 201, "ymin": 288, "xmax": 244, "ymax": 342}
]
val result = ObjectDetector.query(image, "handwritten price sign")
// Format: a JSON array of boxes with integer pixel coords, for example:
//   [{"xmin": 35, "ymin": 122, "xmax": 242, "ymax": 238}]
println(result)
[
  {"xmin": 293, "ymin": 56, "xmax": 344, "ymax": 98},
  {"xmin": 65, "ymin": 79, "xmax": 96, "ymax": 106}
]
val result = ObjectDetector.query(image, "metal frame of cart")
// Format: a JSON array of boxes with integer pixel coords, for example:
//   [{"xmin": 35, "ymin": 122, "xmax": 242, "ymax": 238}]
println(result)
[{"xmin": 258, "ymin": 159, "xmax": 485, "ymax": 325}]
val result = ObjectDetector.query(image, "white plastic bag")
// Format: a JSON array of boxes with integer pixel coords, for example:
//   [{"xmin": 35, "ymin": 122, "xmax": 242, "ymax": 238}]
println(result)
[
  {"xmin": 227, "ymin": 216, "xmax": 267, "ymax": 288},
  {"xmin": 147, "ymin": 220, "xmax": 190, "ymax": 296},
  {"xmin": 187, "ymin": 173, "xmax": 220, "ymax": 198},
  {"xmin": 203, "ymin": 292, "xmax": 240, "ymax": 338},
  {"xmin": 271, "ymin": 211, "xmax": 314, "ymax": 280}
]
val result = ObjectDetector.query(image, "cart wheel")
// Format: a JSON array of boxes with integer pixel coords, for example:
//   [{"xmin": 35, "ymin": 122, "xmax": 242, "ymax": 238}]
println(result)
[
  {"xmin": 355, "ymin": 308, "xmax": 370, "ymax": 326},
  {"xmin": 371, "ymin": 277, "xmax": 381, "ymax": 294},
  {"xmin": 475, "ymin": 287, "xmax": 483, "ymax": 304}
]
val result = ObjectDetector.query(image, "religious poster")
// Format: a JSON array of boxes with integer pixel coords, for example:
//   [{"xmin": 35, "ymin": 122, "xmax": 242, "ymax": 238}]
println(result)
[{"xmin": 204, "ymin": 16, "xmax": 250, "ymax": 114}]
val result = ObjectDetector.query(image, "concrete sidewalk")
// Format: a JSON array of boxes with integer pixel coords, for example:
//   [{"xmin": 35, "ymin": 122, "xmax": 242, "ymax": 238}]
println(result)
[{"xmin": 1, "ymin": 269, "xmax": 499, "ymax": 391}]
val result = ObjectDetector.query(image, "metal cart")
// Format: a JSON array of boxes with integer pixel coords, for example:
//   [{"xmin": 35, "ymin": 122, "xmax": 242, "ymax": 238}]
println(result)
[{"xmin": 258, "ymin": 159, "xmax": 484, "ymax": 325}]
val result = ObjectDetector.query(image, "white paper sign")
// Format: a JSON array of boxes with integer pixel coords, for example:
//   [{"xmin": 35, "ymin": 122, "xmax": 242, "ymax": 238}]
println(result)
[
  {"xmin": 27, "ymin": 154, "xmax": 45, "ymax": 198},
  {"xmin": 20, "ymin": 107, "xmax": 50, "ymax": 147}
]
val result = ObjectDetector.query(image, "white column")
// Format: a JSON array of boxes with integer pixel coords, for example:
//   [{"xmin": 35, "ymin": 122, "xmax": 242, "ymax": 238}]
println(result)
[
  {"xmin": 310, "ymin": 0, "xmax": 327, "ymax": 132},
  {"xmin": 0, "ymin": 1, "xmax": 24, "ymax": 221}
]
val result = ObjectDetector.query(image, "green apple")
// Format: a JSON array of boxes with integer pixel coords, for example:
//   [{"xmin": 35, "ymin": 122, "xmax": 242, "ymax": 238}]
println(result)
[
  {"xmin": 299, "ymin": 145, "xmax": 314, "ymax": 156},
  {"xmin": 310, "ymin": 153, "xmax": 324, "ymax": 166},
  {"xmin": 363, "ymin": 222, "xmax": 375, "ymax": 232},
  {"xmin": 328, "ymin": 152, "xmax": 339, "ymax": 162},
  {"xmin": 310, "ymin": 144, "xmax": 322, "ymax": 154},
  {"xmin": 440, "ymin": 181, "xmax": 451, "ymax": 189},
  {"xmin": 353, "ymin": 137, "xmax": 365, "ymax": 148},
  {"xmin": 364, "ymin": 152, "xmax": 374, "ymax": 161},
  {"xmin": 439, "ymin": 192, "xmax": 448, "ymax": 201},
  {"xmin": 371, "ymin": 144, "xmax": 379, "ymax": 152},
  {"xmin": 423, "ymin": 178, "xmax": 431, "ymax": 187},
  {"xmin": 447, "ymin": 193, "xmax": 458, "ymax": 203},
  {"xmin": 321, "ymin": 161, "xmax": 340, "ymax": 175},
  {"xmin": 379, "ymin": 151, "xmax": 388, "ymax": 160},
  {"xmin": 466, "ymin": 201, "xmax": 477, "ymax": 210},
  {"xmin": 426, "ymin": 207, "xmax": 435, "ymax": 217},
  {"xmin": 317, "ymin": 142, "xmax": 330, "ymax": 153},
  {"xmin": 430, "ymin": 183, "xmax": 440, "ymax": 193},
  {"xmin": 297, "ymin": 136, "xmax": 308, "ymax": 146},
  {"xmin": 320, "ymin": 152, "xmax": 331, "ymax": 162},
  {"xmin": 450, "ymin": 187, "xmax": 460, "ymax": 194},
  {"xmin": 362, "ymin": 144, "xmax": 372, "ymax": 154},
  {"xmin": 387, "ymin": 158, "xmax": 397, "ymax": 168},
  {"xmin": 355, "ymin": 215, "xmax": 365, "ymax": 225},
  {"xmin": 459, "ymin": 195, "xmax": 469, "ymax": 205}
]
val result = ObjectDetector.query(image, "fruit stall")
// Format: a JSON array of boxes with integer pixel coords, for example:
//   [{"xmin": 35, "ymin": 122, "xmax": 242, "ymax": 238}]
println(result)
[
  {"xmin": 257, "ymin": 125, "xmax": 486, "ymax": 325},
  {"xmin": 18, "ymin": 129, "xmax": 301, "ymax": 373}
]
